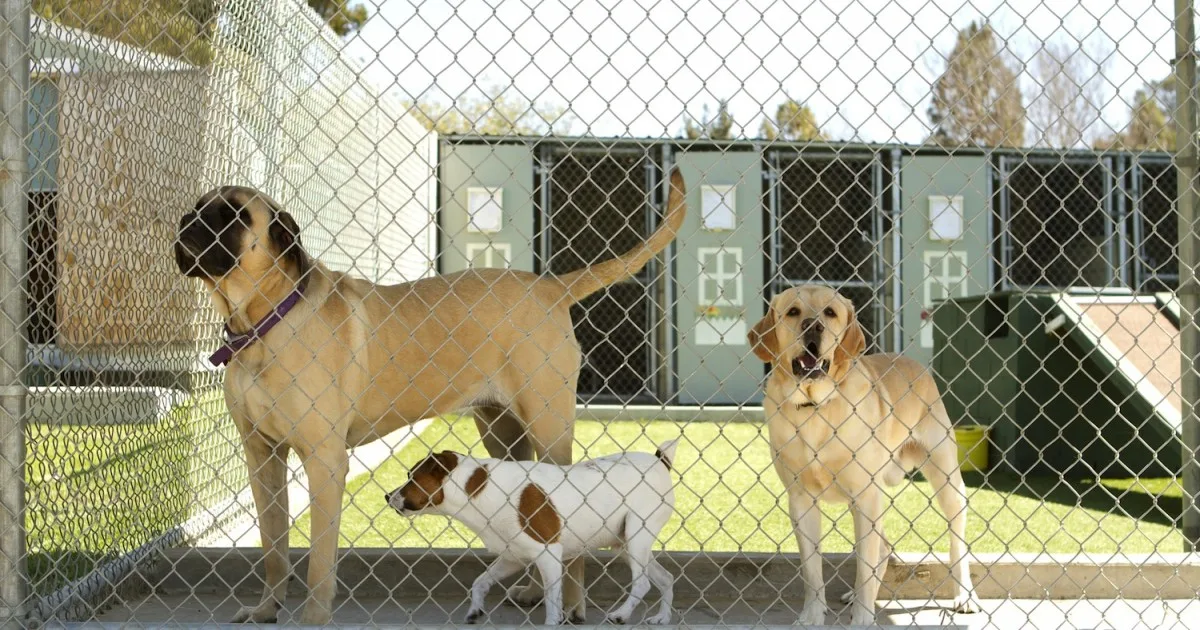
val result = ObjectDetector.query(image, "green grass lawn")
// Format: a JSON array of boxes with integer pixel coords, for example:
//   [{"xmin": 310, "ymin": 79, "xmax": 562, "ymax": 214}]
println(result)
[
  {"xmin": 292, "ymin": 416, "xmax": 1184, "ymax": 555},
  {"xmin": 24, "ymin": 388, "xmax": 241, "ymax": 594}
]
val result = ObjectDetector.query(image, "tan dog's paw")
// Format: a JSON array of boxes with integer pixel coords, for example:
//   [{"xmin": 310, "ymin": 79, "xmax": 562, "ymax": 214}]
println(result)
[
  {"xmin": 504, "ymin": 582, "xmax": 543, "ymax": 608},
  {"xmin": 230, "ymin": 600, "xmax": 281, "ymax": 623},
  {"xmin": 297, "ymin": 604, "xmax": 333, "ymax": 625}
]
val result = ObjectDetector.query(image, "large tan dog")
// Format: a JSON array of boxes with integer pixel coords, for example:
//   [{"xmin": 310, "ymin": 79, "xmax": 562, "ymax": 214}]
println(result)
[
  {"xmin": 173, "ymin": 169, "xmax": 687, "ymax": 624},
  {"xmin": 748, "ymin": 285, "xmax": 979, "ymax": 626}
]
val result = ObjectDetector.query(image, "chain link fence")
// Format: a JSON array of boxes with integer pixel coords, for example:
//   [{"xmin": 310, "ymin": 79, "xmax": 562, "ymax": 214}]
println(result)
[{"xmin": 2, "ymin": 0, "xmax": 1200, "ymax": 627}]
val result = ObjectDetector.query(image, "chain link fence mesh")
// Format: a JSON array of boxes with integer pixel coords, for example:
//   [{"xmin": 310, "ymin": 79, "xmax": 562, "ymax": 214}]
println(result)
[{"xmin": 2, "ymin": 0, "xmax": 1200, "ymax": 627}]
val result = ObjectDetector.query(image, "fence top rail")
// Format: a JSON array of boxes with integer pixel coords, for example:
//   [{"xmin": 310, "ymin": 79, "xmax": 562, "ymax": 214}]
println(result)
[{"xmin": 441, "ymin": 134, "xmax": 1179, "ymax": 162}]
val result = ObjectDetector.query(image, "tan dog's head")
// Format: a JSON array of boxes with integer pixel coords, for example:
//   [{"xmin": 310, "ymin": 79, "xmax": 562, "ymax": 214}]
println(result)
[
  {"xmin": 385, "ymin": 451, "xmax": 461, "ymax": 515},
  {"xmin": 174, "ymin": 186, "xmax": 308, "ymax": 287},
  {"xmin": 748, "ymin": 285, "xmax": 866, "ymax": 382}
]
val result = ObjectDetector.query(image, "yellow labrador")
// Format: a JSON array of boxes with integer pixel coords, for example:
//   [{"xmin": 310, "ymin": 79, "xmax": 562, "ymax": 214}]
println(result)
[
  {"xmin": 748, "ymin": 285, "xmax": 979, "ymax": 625},
  {"xmin": 173, "ymin": 170, "xmax": 687, "ymax": 624}
]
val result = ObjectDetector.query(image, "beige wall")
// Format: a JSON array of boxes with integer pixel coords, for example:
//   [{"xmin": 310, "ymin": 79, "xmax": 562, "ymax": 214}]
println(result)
[{"xmin": 55, "ymin": 70, "xmax": 209, "ymax": 348}]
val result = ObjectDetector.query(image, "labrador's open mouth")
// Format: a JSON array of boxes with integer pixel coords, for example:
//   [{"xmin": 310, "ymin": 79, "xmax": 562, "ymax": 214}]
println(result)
[{"xmin": 791, "ymin": 343, "xmax": 828, "ymax": 379}]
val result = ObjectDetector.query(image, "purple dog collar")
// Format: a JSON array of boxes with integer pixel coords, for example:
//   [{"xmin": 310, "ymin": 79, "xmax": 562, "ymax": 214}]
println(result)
[{"xmin": 209, "ymin": 287, "xmax": 305, "ymax": 367}]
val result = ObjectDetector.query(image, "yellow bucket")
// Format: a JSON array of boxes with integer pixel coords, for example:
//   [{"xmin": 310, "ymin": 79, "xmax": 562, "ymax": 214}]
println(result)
[{"xmin": 955, "ymin": 425, "xmax": 989, "ymax": 473}]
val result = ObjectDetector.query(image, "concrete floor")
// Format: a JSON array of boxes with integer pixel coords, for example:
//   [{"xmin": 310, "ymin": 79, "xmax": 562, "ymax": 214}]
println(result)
[{"xmin": 52, "ymin": 593, "xmax": 1200, "ymax": 629}]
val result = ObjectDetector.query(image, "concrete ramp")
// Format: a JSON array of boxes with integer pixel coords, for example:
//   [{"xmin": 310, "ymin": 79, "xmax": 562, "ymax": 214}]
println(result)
[
  {"xmin": 1060, "ymin": 296, "xmax": 1180, "ymax": 424},
  {"xmin": 1050, "ymin": 294, "xmax": 1181, "ymax": 435}
]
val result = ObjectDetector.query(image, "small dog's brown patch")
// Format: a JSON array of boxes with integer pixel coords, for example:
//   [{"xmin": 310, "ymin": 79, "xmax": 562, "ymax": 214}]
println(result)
[
  {"xmin": 518, "ymin": 483, "xmax": 561, "ymax": 544},
  {"xmin": 465, "ymin": 465, "xmax": 489, "ymax": 498},
  {"xmin": 402, "ymin": 451, "xmax": 459, "ymax": 509}
]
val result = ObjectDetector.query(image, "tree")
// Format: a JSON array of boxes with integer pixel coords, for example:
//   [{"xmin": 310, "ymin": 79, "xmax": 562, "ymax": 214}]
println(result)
[
  {"xmin": 927, "ymin": 21, "xmax": 1025, "ymax": 147},
  {"xmin": 405, "ymin": 87, "xmax": 575, "ymax": 136},
  {"xmin": 683, "ymin": 100, "xmax": 736, "ymax": 140},
  {"xmin": 759, "ymin": 99, "xmax": 826, "ymax": 141},
  {"xmin": 32, "ymin": 0, "xmax": 370, "ymax": 67},
  {"xmin": 1145, "ymin": 74, "xmax": 1179, "ymax": 117},
  {"xmin": 306, "ymin": 0, "xmax": 368, "ymax": 37},
  {"xmin": 1094, "ymin": 89, "xmax": 1175, "ymax": 152},
  {"xmin": 1026, "ymin": 39, "xmax": 1110, "ymax": 148},
  {"xmin": 33, "ymin": 0, "xmax": 218, "ymax": 65}
]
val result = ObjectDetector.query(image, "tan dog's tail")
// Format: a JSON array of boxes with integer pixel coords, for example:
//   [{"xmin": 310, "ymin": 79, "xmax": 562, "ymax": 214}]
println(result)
[{"xmin": 556, "ymin": 167, "xmax": 687, "ymax": 304}]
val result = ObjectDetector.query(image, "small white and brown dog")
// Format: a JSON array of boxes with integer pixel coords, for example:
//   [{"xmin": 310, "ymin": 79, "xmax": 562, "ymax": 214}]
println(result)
[{"xmin": 386, "ymin": 440, "xmax": 680, "ymax": 626}]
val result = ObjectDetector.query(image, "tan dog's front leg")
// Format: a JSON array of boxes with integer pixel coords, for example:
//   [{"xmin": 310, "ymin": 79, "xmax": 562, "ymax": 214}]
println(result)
[
  {"xmin": 297, "ymin": 441, "xmax": 350, "ymax": 625},
  {"xmin": 232, "ymin": 436, "xmax": 291, "ymax": 624},
  {"xmin": 788, "ymin": 488, "xmax": 827, "ymax": 625},
  {"xmin": 924, "ymin": 438, "xmax": 981, "ymax": 614},
  {"xmin": 841, "ymin": 529, "xmax": 894, "ymax": 605},
  {"xmin": 849, "ymin": 487, "xmax": 885, "ymax": 626}
]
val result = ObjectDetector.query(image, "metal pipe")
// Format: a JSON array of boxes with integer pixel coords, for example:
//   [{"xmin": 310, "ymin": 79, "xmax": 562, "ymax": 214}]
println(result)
[
  {"xmin": 0, "ymin": 0, "xmax": 30, "ymax": 623},
  {"xmin": 890, "ymin": 147, "xmax": 902, "ymax": 354},
  {"xmin": 1174, "ymin": 0, "xmax": 1200, "ymax": 551}
]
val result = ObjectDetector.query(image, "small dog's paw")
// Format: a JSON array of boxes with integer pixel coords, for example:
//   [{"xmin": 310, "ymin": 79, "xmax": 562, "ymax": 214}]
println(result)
[
  {"xmin": 465, "ymin": 609, "xmax": 485, "ymax": 624},
  {"xmin": 953, "ymin": 590, "xmax": 982, "ymax": 614},
  {"xmin": 644, "ymin": 612, "xmax": 672, "ymax": 625},
  {"xmin": 567, "ymin": 611, "xmax": 587, "ymax": 624},
  {"xmin": 231, "ymin": 601, "xmax": 280, "ymax": 624},
  {"xmin": 849, "ymin": 607, "xmax": 877, "ymax": 626},
  {"xmin": 505, "ymin": 583, "xmax": 543, "ymax": 608},
  {"xmin": 605, "ymin": 613, "xmax": 628, "ymax": 625},
  {"xmin": 797, "ymin": 602, "xmax": 826, "ymax": 625},
  {"xmin": 839, "ymin": 589, "xmax": 854, "ymax": 605}
]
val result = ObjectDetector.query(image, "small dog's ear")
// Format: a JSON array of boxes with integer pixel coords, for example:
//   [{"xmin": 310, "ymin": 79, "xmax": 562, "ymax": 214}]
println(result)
[
  {"xmin": 433, "ymin": 451, "xmax": 460, "ymax": 473},
  {"xmin": 831, "ymin": 307, "xmax": 866, "ymax": 380},
  {"xmin": 748, "ymin": 308, "xmax": 778, "ymax": 363},
  {"xmin": 268, "ymin": 208, "xmax": 309, "ymax": 274}
]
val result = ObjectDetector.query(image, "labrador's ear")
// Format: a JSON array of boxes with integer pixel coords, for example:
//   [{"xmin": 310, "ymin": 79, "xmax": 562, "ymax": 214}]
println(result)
[
  {"xmin": 831, "ymin": 307, "xmax": 866, "ymax": 380},
  {"xmin": 748, "ymin": 308, "xmax": 779, "ymax": 363}
]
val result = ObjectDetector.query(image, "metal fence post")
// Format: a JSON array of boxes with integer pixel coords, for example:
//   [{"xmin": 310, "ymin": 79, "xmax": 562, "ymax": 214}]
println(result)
[
  {"xmin": 0, "ymin": 0, "xmax": 28, "ymax": 623},
  {"xmin": 1175, "ymin": 0, "xmax": 1200, "ymax": 551}
]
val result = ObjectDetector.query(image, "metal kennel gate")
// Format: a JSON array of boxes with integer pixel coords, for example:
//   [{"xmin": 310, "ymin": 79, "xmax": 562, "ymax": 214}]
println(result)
[
  {"xmin": 1132, "ymin": 156, "xmax": 1180, "ymax": 292},
  {"xmin": 768, "ymin": 150, "xmax": 892, "ymax": 352},
  {"xmin": 538, "ymin": 145, "xmax": 667, "ymax": 403},
  {"xmin": 997, "ymin": 155, "xmax": 1118, "ymax": 290}
]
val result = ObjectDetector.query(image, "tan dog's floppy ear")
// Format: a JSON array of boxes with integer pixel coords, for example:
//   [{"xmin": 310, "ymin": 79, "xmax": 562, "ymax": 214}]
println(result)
[
  {"xmin": 748, "ymin": 309, "xmax": 779, "ymax": 363},
  {"xmin": 831, "ymin": 307, "xmax": 866, "ymax": 380},
  {"xmin": 268, "ymin": 207, "xmax": 310, "ymax": 276}
]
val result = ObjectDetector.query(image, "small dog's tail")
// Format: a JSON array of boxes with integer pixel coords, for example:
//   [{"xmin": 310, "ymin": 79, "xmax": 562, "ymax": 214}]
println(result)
[
  {"xmin": 556, "ymin": 168, "xmax": 687, "ymax": 305},
  {"xmin": 654, "ymin": 438, "xmax": 681, "ymax": 472}
]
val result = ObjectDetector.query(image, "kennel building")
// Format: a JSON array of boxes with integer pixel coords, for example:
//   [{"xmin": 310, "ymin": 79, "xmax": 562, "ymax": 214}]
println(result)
[{"xmin": 437, "ymin": 137, "xmax": 1176, "ymax": 406}]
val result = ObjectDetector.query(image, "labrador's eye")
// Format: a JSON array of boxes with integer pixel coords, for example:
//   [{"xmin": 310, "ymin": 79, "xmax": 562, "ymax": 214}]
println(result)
[
  {"xmin": 824, "ymin": 307, "xmax": 836, "ymax": 318},
  {"xmin": 786, "ymin": 307, "xmax": 801, "ymax": 317}
]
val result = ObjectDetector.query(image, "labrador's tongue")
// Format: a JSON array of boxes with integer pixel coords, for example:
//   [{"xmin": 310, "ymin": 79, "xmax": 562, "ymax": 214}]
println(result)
[{"xmin": 799, "ymin": 355, "xmax": 819, "ymax": 369}]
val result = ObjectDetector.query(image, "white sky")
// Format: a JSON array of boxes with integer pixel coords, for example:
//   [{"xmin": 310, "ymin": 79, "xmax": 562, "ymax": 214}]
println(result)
[{"xmin": 340, "ymin": 0, "xmax": 1177, "ymax": 143}]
